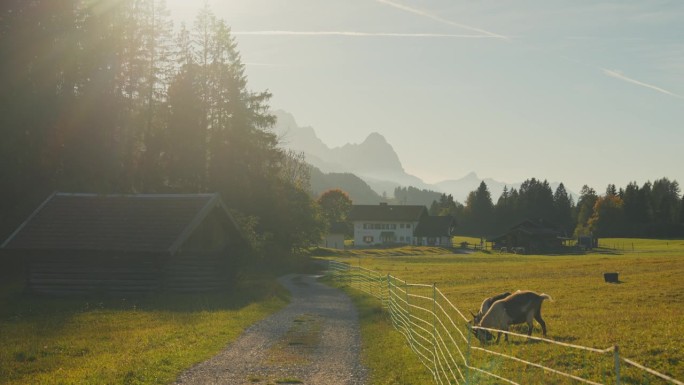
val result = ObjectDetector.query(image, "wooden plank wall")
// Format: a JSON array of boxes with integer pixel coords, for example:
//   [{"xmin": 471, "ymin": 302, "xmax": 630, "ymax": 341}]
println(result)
[
  {"xmin": 28, "ymin": 252, "xmax": 232, "ymax": 295},
  {"xmin": 163, "ymin": 253, "xmax": 230, "ymax": 293},
  {"xmin": 28, "ymin": 255, "xmax": 160, "ymax": 296}
]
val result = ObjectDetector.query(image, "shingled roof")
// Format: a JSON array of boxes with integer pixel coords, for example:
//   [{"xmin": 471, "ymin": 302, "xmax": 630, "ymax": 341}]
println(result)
[
  {"xmin": 348, "ymin": 204, "xmax": 428, "ymax": 222},
  {"xmin": 414, "ymin": 216, "xmax": 457, "ymax": 237},
  {"xmin": 487, "ymin": 219, "xmax": 563, "ymax": 242},
  {"xmin": 1, "ymin": 192, "xmax": 240, "ymax": 254}
]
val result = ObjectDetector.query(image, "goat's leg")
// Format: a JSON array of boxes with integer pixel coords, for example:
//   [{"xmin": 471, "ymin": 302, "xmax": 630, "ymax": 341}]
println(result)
[{"xmin": 534, "ymin": 311, "xmax": 547, "ymax": 336}]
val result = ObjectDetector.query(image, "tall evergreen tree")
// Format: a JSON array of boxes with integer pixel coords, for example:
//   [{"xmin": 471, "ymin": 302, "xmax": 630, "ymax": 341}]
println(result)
[
  {"xmin": 133, "ymin": 0, "xmax": 175, "ymax": 191},
  {"xmin": 494, "ymin": 186, "xmax": 517, "ymax": 232},
  {"xmin": 605, "ymin": 184, "xmax": 618, "ymax": 196},
  {"xmin": 553, "ymin": 183, "xmax": 574, "ymax": 235},
  {"xmin": 651, "ymin": 178, "xmax": 681, "ymax": 226},
  {"xmin": 517, "ymin": 178, "xmax": 555, "ymax": 222},
  {"xmin": 621, "ymin": 182, "xmax": 642, "ymax": 235},
  {"xmin": 463, "ymin": 181, "xmax": 494, "ymax": 235}
]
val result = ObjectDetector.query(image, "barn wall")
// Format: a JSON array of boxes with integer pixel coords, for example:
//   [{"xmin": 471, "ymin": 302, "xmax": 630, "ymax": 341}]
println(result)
[
  {"xmin": 163, "ymin": 252, "xmax": 231, "ymax": 293},
  {"xmin": 28, "ymin": 254, "xmax": 160, "ymax": 296}
]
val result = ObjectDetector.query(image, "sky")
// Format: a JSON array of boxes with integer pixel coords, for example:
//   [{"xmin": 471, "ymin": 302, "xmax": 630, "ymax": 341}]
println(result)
[{"xmin": 167, "ymin": 0, "xmax": 684, "ymax": 194}]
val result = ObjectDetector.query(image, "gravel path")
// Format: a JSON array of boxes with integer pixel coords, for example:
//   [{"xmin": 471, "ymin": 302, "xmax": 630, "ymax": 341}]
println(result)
[{"xmin": 173, "ymin": 274, "xmax": 368, "ymax": 385}]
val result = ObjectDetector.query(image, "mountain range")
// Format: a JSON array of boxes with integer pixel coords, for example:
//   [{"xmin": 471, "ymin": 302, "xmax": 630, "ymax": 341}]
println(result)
[{"xmin": 273, "ymin": 110, "xmax": 574, "ymax": 204}]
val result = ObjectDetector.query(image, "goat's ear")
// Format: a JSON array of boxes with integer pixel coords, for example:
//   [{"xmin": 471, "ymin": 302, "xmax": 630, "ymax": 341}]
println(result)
[{"xmin": 469, "ymin": 311, "xmax": 477, "ymax": 319}]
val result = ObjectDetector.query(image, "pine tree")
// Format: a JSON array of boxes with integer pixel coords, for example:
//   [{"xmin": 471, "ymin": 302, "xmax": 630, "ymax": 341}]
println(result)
[
  {"xmin": 464, "ymin": 181, "xmax": 494, "ymax": 235},
  {"xmin": 553, "ymin": 183, "xmax": 574, "ymax": 235}
]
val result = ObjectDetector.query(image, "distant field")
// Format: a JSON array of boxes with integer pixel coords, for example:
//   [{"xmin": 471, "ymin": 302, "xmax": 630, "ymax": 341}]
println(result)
[{"xmin": 322, "ymin": 238, "xmax": 684, "ymax": 384}]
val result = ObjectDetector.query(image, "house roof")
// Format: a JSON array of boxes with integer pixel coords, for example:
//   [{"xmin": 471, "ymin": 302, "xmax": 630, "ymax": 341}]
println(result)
[
  {"xmin": 1, "ymin": 192, "xmax": 240, "ymax": 255},
  {"xmin": 488, "ymin": 219, "xmax": 562, "ymax": 242},
  {"xmin": 328, "ymin": 222, "xmax": 348, "ymax": 234},
  {"xmin": 414, "ymin": 216, "xmax": 457, "ymax": 237},
  {"xmin": 348, "ymin": 204, "xmax": 427, "ymax": 222}
]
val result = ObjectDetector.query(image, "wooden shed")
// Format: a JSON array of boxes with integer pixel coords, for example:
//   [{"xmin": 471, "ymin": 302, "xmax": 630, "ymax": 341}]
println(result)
[
  {"xmin": 413, "ymin": 215, "xmax": 457, "ymax": 247},
  {"xmin": 1, "ymin": 192, "xmax": 244, "ymax": 295},
  {"xmin": 488, "ymin": 219, "xmax": 564, "ymax": 254},
  {"xmin": 320, "ymin": 222, "xmax": 348, "ymax": 250}
]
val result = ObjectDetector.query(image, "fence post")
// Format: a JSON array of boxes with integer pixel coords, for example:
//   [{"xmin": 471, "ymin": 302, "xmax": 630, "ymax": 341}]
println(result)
[
  {"xmin": 466, "ymin": 323, "xmax": 472, "ymax": 385},
  {"xmin": 614, "ymin": 345, "xmax": 621, "ymax": 385},
  {"xmin": 386, "ymin": 274, "xmax": 391, "ymax": 310},
  {"xmin": 432, "ymin": 283, "xmax": 438, "ymax": 379},
  {"xmin": 405, "ymin": 280, "xmax": 413, "ymax": 350}
]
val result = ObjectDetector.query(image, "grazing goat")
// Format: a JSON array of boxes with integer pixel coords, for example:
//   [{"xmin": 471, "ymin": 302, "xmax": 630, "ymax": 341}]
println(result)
[
  {"xmin": 475, "ymin": 290, "xmax": 552, "ymax": 343},
  {"xmin": 470, "ymin": 291, "xmax": 511, "ymax": 325}
]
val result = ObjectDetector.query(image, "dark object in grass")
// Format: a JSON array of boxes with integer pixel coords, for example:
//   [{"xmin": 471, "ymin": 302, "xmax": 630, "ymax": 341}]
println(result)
[{"xmin": 604, "ymin": 272, "xmax": 619, "ymax": 283}]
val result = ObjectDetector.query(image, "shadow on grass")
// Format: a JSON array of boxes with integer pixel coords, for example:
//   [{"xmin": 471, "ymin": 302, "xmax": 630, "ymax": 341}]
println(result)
[
  {"xmin": 0, "ymin": 273, "xmax": 289, "ymax": 325},
  {"xmin": 0, "ymin": 253, "xmax": 327, "ymax": 320}
]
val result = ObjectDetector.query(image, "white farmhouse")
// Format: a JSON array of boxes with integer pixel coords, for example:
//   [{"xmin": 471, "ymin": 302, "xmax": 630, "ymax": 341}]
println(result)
[{"xmin": 348, "ymin": 203, "xmax": 428, "ymax": 246}]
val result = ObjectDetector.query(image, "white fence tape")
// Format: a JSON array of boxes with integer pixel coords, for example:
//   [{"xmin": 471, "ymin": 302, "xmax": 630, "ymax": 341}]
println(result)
[{"xmin": 326, "ymin": 259, "xmax": 682, "ymax": 385}]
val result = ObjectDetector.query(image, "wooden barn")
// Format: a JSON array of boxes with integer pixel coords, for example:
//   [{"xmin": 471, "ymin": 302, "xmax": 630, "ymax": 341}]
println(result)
[
  {"xmin": 1, "ymin": 192, "xmax": 244, "ymax": 295},
  {"xmin": 488, "ymin": 219, "xmax": 566, "ymax": 254}
]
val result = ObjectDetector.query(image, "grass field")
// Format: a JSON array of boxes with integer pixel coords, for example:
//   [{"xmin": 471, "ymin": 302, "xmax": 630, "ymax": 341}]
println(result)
[
  {"xmin": 0, "ymin": 276, "xmax": 288, "ymax": 385},
  {"xmin": 322, "ymin": 238, "xmax": 684, "ymax": 384}
]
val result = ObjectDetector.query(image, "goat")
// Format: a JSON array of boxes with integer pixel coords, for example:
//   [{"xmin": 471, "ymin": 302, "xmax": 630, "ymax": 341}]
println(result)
[
  {"xmin": 475, "ymin": 290, "xmax": 552, "ymax": 343},
  {"xmin": 470, "ymin": 291, "xmax": 511, "ymax": 325}
]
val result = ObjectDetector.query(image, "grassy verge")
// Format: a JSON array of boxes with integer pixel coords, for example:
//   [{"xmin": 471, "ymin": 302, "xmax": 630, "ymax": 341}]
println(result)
[
  {"xmin": 0, "ymin": 276, "xmax": 289, "ymax": 385},
  {"xmin": 318, "ymin": 238, "xmax": 684, "ymax": 383},
  {"xmin": 331, "ymin": 280, "xmax": 434, "ymax": 385}
]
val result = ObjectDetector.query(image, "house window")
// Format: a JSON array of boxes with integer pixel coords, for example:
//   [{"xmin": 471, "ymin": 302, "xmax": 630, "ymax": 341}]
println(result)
[
  {"xmin": 400, "ymin": 224, "xmax": 405, "ymax": 229},
  {"xmin": 406, "ymin": 224, "xmax": 411, "ymax": 228},
  {"xmin": 390, "ymin": 224, "xmax": 397, "ymax": 229},
  {"xmin": 400, "ymin": 236, "xmax": 405, "ymax": 242},
  {"xmin": 363, "ymin": 236, "xmax": 374, "ymax": 243}
]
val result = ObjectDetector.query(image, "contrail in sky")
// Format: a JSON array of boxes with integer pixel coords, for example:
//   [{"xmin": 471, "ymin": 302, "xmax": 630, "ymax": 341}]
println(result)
[
  {"xmin": 375, "ymin": 0, "xmax": 508, "ymax": 40},
  {"xmin": 601, "ymin": 68, "xmax": 682, "ymax": 99},
  {"xmin": 233, "ymin": 31, "xmax": 497, "ymax": 38}
]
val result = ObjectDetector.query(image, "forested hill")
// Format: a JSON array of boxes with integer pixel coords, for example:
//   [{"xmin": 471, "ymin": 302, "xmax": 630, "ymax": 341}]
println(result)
[{"xmin": 309, "ymin": 168, "xmax": 382, "ymax": 204}]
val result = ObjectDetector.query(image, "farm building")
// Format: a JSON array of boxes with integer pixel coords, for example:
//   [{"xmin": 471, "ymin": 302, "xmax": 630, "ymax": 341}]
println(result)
[
  {"xmin": 348, "ymin": 203, "xmax": 456, "ymax": 247},
  {"xmin": 348, "ymin": 203, "xmax": 428, "ymax": 246},
  {"xmin": 0, "ymin": 192, "xmax": 244, "ymax": 295},
  {"xmin": 488, "ymin": 219, "xmax": 568, "ymax": 254},
  {"xmin": 413, "ymin": 215, "xmax": 457, "ymax": 247},
  {"xmin": 320, "ymin": 222, "xmax": 348, "ymax": 249}
]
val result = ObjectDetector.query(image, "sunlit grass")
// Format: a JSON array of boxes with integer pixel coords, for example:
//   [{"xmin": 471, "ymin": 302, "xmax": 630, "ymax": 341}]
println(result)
[
  {"xmin": 343, "ymin": 288, "xmax": 435, "ymax": 385},
  {"xmin": 321, "ymin": 238, "xmax": 684, "ymax": 384},
  {"xmin": 0, "ymin": 277, "xmax": 289, "ymax": 385}
]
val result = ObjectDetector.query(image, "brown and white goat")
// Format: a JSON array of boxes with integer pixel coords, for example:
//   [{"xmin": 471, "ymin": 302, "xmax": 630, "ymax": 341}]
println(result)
[
  {"xmin": 470, "ymin": 291, "xmax": 511, "ymax": 325},
  {"xmin": 475, "ymin": 290, "xmax": 552, "ymax": 343}
]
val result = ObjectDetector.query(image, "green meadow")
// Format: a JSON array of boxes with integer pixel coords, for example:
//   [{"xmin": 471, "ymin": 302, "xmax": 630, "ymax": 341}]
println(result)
[
  {"xmin": 1, "ymin": 239, "xmax": 682, "ymax": 385},
  {"xmin": 323, "ymin": 238, "xmax": 684, "ymax": 384},
  {"xmin": 0, "ymin": 277, "xmax": 288, "ymax": 385}
]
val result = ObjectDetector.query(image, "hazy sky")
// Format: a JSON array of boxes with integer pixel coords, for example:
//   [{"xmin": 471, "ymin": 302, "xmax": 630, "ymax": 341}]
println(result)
[{"xmin": 168, "ymin": 0, "xmax": 684, "ymax": 194}]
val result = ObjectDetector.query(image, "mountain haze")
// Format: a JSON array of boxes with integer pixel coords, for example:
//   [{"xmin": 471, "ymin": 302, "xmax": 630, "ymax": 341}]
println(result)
[
  {"xmin": 274, "ymin": 110, "xmax": 425, "ymax": 195},
  {"xmin": 273, "ymin": 110, "xmax": 575, "ymax": 203}
]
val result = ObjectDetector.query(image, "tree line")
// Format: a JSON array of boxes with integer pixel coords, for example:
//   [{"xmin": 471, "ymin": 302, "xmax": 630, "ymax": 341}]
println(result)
[
  {"xmin": 430, "ymin": 178, "xmax": 684, "ymax": 238},
  {"xmin": 0, "ymin": 1, "xmax": 325, "ymax": 261},
  {"xmin": 2, "ymin": 0, "xmax": 681, "ymax": 262}
]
